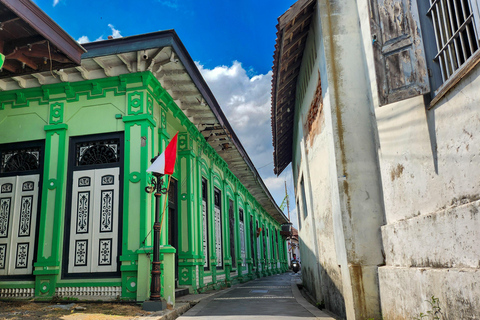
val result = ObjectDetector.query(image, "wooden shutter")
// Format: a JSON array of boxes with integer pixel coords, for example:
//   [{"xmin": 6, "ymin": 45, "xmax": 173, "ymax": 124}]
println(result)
[{"xmin": 369, "ymin": 0, "xmax": 430, "ymax": 106}]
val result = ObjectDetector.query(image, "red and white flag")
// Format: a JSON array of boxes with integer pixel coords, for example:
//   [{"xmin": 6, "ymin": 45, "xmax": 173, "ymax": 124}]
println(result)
[{"xmin": 147, "ymin": 132, "xmax": 178, "ymax": 175}]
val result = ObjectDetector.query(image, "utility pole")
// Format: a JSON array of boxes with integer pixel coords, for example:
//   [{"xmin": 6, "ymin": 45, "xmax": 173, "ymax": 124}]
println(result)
[{"xmin": 285, "ymin": 181, "xmax": 290, "ymax": 221}]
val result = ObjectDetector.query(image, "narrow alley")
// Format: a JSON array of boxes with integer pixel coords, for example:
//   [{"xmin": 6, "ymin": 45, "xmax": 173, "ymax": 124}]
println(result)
[{"xmin": 177, "ymin": 272, "xmax": 336, "ymax": 320}]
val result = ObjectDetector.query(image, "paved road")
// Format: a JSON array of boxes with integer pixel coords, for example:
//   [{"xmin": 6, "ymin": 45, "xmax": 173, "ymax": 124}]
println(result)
[{"xmin": 177, "ymin": 272, "xmax": 336, "ymax": 320}]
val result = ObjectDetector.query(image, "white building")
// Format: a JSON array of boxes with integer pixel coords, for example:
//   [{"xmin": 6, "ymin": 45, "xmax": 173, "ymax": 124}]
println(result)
[{"xmin": 271, "ymin": 0, "xmax": 480, "ymax": 319}]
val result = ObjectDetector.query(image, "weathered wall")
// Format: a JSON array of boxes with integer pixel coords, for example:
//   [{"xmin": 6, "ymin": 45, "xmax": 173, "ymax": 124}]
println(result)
[
  {"xmin": 316, "ymin": 0, "xmax": 386, "ymax": 318},
  {"xmin": 292, "ymin": 0, "xmax": 387, "ymax": 317},
  {"xmin": 292, "ymin": 7, "xmax": 346, "ymax": 317},
  {"xmin": 355, "ymin": 0, "xmax": 480, "ymax": 316}
]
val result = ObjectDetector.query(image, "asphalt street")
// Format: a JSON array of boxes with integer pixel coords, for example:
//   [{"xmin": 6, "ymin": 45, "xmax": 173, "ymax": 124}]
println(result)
[{"xmin": 177, "ymin": 272, "xmax": 337, "ymax": 320}]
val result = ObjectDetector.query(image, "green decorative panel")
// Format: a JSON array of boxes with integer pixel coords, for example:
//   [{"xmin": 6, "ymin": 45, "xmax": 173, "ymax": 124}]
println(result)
[
  {"xmin": 160, "ymin": 108, "xmax": 167, "ymax": 130},
  {"xmin": 178, "ymin": 133, "xmax": 190, "ymax": 151},
  {"xmin": 128, "ymin": 91, "xmax": 144, "ymax": 115},
  {"xmin": 49, "ymin": 102, "xmax": 64, "ymax": 124},
  {"xmin": 147, "ymin": 94, "xmax": 153, "ymax": 115}
]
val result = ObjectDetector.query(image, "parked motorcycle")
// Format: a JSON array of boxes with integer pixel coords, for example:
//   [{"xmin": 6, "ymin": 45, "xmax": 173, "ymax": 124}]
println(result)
[{"xmin": 291, "ymin": 260, "xmax": 300, "ymax": 273}]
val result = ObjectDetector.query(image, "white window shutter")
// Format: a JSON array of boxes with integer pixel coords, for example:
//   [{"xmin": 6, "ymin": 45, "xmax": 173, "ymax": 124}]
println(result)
[{"xmin": 370, "ymin": 0, "xmax": 430, "ymax": 106}]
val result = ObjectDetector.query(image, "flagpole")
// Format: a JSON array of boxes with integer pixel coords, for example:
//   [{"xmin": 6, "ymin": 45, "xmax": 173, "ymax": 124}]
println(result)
[
  {"xmin": 159, "ymin": 174, "xmax": 172, "ymax": 237},
  {"xmin": 144, "ymin": 133, "xmax": 178, "ymax": 311},
  {"xmin": 150, "ymin": 172, "xmax": 164, "ymax": 303}
]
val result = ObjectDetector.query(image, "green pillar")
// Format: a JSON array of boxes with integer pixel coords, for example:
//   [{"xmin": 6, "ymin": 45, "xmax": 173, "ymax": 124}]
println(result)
[
  {"xmin": 223, "ymin": 184, "xmax": 233, "ymax": 284},
  {"xmin": 120, "ymin": 89, "xmax": 156, "ymax": 300},
  {"xmin": 245, "ymin": 202, "xmax": 256, "ymax": 279},
  {"xmin": 208, "ymin": 167, "xmax": 217, "ymax": 283},
  {"xmin": 177, "ymin": 132, "xmax": 198, "ymax": 289},
  {"xmin": 196, "ymin": 143, "xmax": 204, "ymax": 290},
  {"xmin": 34, "ymin": 115, "xmax": 68, "ymax": 299}
]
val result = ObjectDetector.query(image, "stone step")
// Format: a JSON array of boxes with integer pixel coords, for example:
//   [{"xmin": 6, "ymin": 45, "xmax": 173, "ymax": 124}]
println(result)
[{"xmin": 175, "ymin": 287, "xmax": 189, "ymax": 298}]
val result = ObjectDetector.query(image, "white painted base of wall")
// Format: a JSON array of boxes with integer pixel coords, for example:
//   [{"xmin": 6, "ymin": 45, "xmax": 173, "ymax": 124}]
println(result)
[{"xmin": 379, "ymin": 266, "xmax": 479, "ymax": 319}]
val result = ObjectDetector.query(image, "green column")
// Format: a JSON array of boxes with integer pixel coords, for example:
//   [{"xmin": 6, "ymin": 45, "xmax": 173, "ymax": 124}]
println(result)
[
  {"xmin": 223, "ymin": 182, "xmax": 232, "ymax": 284},
  {"xmin": 34, "ymin": 119, "xmax": 68, "ymax": 299},
  {"xmin": 208, "ymin": 167, "xmax": 217, "ymax": 282},
  {"xmin": 196, "ymin": 143, "xmax": 205, "ymax": 290},
  {"xmin": 177, "ymin": 132, "xmax": 198, "ymax": 289},
  {"xmin": 253, "ymin": 213, "xmax": 260, "ymax": 277},
  {"xmin": 120, "ymin": 89, "xmax": 157, "ymax": 300},
  {"xmin": 244, "ymin": 203, "xmax": 254, "ymax": 279},
  {"xmin": 233, "ymin": 191, "xmax": 242, "ymax": 281}
]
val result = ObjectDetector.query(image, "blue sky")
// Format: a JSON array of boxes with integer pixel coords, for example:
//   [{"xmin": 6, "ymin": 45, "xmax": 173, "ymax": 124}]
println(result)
[
  {"xmin": 36, "ymin": 0, "xmax": 294, "ymax": 74},
  {"xmin": 34, "ymin": 0, "xmax": 299, "ymax": 227}
]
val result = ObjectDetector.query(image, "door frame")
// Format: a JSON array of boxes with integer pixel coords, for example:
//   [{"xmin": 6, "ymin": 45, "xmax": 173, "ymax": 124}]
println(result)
[{"xmin": 62, "ymin": 132, "xmax": 124, "ymax": 279}]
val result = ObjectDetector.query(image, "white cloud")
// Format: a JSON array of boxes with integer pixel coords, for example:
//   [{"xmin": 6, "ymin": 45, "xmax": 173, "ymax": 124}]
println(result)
[
  {"xmin": 78, "ymin": 24, "xmax": 121, "ymax": 44},
  {"xmin": 289, "ymin": 207, "xmax": 299, "ymax": 230},
  {"xmin": 108, "ymin": 24, "xmax": 122, "ymax": 39},
  {"xmin": 77, "ymin": 36, "xmax": 90, "ymax": 44},
  {"xmin": 53, "ymin": 0, "xmax": 60, "ymax": 6},
  {"xmin": 197, "ymin": 61, "xmax": 296, "ymax": 221}
]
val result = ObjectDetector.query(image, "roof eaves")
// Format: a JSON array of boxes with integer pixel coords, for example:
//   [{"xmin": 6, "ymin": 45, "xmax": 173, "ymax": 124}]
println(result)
[
  {"xmin": 271, "ymin": 0, "xmax": 315, "ymax": 176},
  {"xmin": 2, "ymin": 0, "xmax": 86, "ymax": 64}
]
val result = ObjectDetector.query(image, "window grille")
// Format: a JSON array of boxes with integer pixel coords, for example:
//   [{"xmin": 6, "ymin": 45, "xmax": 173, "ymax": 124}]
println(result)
[
  {"xmin": 1, "ymin": 148, "xmax": 40, "ymax": 173},
  {"xmin": 428, "ymin": 0, "xmax": 480, "ymax": 82},
  {"xmin": 75, "ymin": 139, "xmax": 120, "ymax": 166}
]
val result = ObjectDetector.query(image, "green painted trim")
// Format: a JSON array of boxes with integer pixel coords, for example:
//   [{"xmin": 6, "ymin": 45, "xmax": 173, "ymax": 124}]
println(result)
[
  {"xmin": 122, "ymin": 114, "xmax": 156, "ymax": 127},
  {"xmin": 33, "ymin": 269, "xmax": 60, "ymax": 275},
  {"xmin": 44, "ymin": 124, "xmax": 68, "ymax": 131},
  {"xmin": 0, "ymin": 283, "xmax": 34, "ymax": 289},
  {"xmin": 56, "ymin": 282, "xmax": 122, "ymax": 287}
]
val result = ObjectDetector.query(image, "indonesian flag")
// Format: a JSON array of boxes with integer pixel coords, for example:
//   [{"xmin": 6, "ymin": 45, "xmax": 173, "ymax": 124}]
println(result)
[{"xmin": 147, "ymin": 132, "xmax": 178, "ymax": 175}]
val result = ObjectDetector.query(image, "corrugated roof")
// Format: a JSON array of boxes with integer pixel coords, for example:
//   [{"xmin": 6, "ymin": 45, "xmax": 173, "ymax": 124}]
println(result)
[{"xmin": 271, "ymin": 0, "xmax": 315, "ymax": 175}]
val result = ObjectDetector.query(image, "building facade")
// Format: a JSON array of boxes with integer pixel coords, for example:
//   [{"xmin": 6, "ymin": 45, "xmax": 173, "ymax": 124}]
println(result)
[
  {"xmin": 0, "ymin": 27, "xmax": 289, "ymax": 302},
  {"xmin": 271, "ymin": 0, "xmax": 480, "ymax": 319}
]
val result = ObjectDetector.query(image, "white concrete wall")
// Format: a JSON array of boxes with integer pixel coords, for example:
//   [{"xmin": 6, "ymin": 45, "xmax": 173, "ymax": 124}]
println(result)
[
  {"xmin": 292, "ymin": 6, "xmax": 347, "ymax": 317},
  {"xmin": 355, "ymin": 0, "xmax": 480, "ymax": 317},
  {"xmin": 291, "ymin": 0, "xmax": 386, "ymax": 318}
]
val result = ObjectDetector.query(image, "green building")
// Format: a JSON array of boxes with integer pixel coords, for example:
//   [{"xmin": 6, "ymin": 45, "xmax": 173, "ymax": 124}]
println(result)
[{"xmin": 0, "ymin": 6, "xmax": 289, "ymax": 304}]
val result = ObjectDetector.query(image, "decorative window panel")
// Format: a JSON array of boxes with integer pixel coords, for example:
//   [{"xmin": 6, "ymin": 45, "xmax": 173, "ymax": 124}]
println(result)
[
  {"xmin": 78, "ymin": 177, "xmax": 91, "ymax": 187},
  {"xmin": 18, "ymin": 196, "xmax": 32, "ymax": 237},
  {"xmin": 1, "ymin": 184, "xmax": 12, "ymax": 193},
  {"xmin": 76, "ymin": 192, "xmax": 90, "ymax": 234},
  {"xmin": 101, "ymin": 175, "xmax": 114, "ymax": 185},
  {"xmin": 21, "ymin": 182, "xmax": 34, "ymax": 192},
  {"xmin": 228, "ymin": 200, "xmax": 236, "ymax": 267},
  {"xmin": 257, "ymin": 221, "xmax": 262, "ymax": 263},
  {"xmin": 15, "ymin": 243, "xmax": 28, "ymax": 268},
  {"xmin": 0, "ymin": 244, "xmax": 6, "ymax": 269},
  {"xmin": 0, "ymin": 198, "xmax": 11, "ymax": 238},
  {"xmin": 239, "ymin": 209, "xmax": 246, "ymax": 267},
  {"xmin": 214, "ymin": 189, "xmax": 223, "ymax": 269},
  {"xmin": 250, "ymin": 216, "xmax": 256, "ymax": 266},
  {"xmin": 98, "ymin": 239, "xmax": 112, "ymax": 265},
  {"xmin": 202, "ymin": 178, "xmax": 209, "ymax": 270},
  {"xmin": 100, "ymin": 190, "xmax": 113, "ymax": 232},
  {"xmin": 74, "ymin": 240, "xmax": 88, "ymax": 266}
]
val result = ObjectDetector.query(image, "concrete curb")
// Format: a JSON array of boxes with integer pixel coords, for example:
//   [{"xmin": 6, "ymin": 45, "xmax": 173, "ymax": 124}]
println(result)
[{"xmin": 290, "ymin": 278, "xmax": 337, "ymax": 319}]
